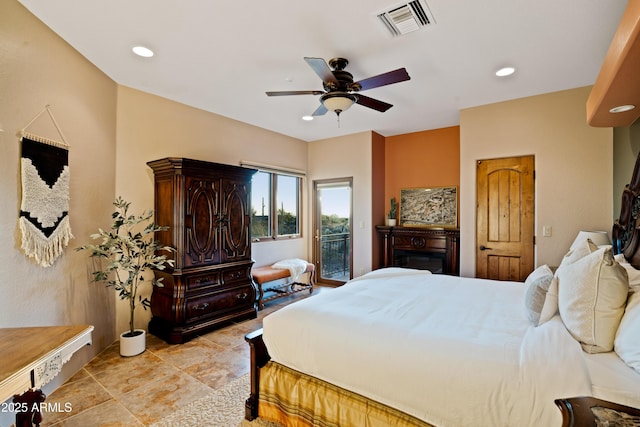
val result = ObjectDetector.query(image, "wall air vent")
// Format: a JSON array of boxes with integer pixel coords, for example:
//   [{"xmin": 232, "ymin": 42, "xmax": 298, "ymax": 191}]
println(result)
[{"xmin": 377, "ymin": 0, "xmax": 435, "ymax": 37}]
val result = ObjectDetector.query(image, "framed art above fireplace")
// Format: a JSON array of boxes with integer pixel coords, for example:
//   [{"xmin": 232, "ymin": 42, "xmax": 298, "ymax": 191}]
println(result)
[{"xmin": 400, "ymin": 186, "xmax": 457, "ymax": 228}]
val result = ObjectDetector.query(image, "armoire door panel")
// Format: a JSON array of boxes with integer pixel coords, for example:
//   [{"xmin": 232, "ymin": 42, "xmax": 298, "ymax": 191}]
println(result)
[
  {"xmin": 185, "ymin": 177, "xmax": 219, "ymax": 267},
  {"xmin": 221, "ymin": 181, "xmax": 251, "ymax": 261}
]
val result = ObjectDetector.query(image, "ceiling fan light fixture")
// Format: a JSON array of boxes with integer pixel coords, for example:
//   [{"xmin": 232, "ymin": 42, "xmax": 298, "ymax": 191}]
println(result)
[{"xmin": 321, "ymin": 93, "xmax": 356, "ymax": 115}]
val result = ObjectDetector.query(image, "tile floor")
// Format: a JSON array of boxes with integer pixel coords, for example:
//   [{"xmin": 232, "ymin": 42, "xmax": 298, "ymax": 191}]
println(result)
[{"xmin": 37, "ymin": 286, "xmax": 327, "ymax": 426}]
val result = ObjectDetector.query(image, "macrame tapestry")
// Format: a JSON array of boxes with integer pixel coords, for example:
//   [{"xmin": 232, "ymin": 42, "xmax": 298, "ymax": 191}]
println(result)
[
  {"xmin": 19, "ymin": 135, "xmax": 72, "ymax": 267},
  {"xmin": 19, "ymin": 128, "xmax": 73, "ymax": 267}
]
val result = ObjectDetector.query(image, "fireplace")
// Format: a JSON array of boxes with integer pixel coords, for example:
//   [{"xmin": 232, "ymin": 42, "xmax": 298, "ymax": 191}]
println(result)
[
  {"xmin": 393, "ymin": 249, "xmax": 446, "ymax": 273},
  {"xmin": 377, "ymin": 226, "xmax": 460, "ymax": 276}
]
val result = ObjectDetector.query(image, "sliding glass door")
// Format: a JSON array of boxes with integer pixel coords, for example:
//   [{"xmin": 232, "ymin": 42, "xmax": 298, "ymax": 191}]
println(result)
[{"xmin": 313, "ymin": 178, "xmax": 352, "ymax": 285}]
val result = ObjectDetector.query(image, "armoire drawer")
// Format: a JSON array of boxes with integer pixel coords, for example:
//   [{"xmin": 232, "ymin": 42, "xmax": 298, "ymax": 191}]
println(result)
[
  {"xmin": 186, "ymin": 284, "xmax": 254, "ymax": 320},
  {"xmin": 222, "ymin": 266, "xmax": 250, "ymax": 284},
  {"xmin": 186, "ymin": 271, "xmax": 221, "ymax": 291}
]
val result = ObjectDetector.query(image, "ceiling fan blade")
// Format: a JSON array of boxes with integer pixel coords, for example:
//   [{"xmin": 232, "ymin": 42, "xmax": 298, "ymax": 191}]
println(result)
[
  {"xmin": 266, "ymin": 90, "xmax": 324, "ymax": 96},
  {"xmin": 312, "ymin": 103, "xmax": 328, "ymax": 116},
  {"xmin": 355, "ymin": 94, "xmax": 393, "ymax": 112},
  {"xmin": 304, "ymin": 57, "xmax": 338, "ymax": 84},
  {"xmin": 355, "ymin": 68, "xmax": 410, "ymax": 91}
]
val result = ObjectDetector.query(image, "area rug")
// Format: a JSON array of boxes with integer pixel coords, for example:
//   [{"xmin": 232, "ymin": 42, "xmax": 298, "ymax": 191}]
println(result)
[{"xmin": 150, "ymin": 374, "xmax": 281, "ymax": 427}]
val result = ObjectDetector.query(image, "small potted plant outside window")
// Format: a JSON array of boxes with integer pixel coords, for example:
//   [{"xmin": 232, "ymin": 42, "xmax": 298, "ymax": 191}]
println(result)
[
  {"xmin": 386, "ymin": 197, "xmax": 397, "ymax": 226},
  {"xmin": 77, "ymin": 197, "xmax": 175, "ymax": 356}
]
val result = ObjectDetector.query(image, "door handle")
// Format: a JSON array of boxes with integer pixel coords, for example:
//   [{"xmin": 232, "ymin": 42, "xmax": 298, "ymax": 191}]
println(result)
[{"xmin": 479, "ymin": 245, "xmax": 492, "ymax": 251}]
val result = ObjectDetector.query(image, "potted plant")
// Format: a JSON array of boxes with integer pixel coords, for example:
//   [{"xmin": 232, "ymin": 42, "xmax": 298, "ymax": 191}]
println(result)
[
  {"xmin": 386, "ymin": 197, "xmax": 398, "ymax": 226},
  {"xmin": 77, "ymin": 197, "xmax": 174, "ymax": 356}
]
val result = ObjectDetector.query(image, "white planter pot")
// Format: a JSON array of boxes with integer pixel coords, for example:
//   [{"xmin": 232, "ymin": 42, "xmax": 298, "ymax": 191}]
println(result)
[
  {"xmin": 119, "ymin": 329, "xmax": 146, "ymax": 357},
  {"xmin": 385, "ymin": 218, "xmax": 397, "ymax": 227}
]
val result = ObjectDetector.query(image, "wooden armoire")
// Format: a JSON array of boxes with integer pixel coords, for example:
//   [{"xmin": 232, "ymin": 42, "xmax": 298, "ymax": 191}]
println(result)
[{"xmin": 147, "ymin": 157, "xmax": 257, "ymax": 344}]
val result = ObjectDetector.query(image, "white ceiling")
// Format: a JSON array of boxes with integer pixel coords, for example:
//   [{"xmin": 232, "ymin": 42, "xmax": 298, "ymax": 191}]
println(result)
[{"xmin": 18, "ymin": 0, "xmax": 627, "ymax": 142}]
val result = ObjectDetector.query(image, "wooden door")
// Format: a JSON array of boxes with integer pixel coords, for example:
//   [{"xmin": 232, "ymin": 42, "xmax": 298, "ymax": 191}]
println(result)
[{"xmin": 476, "ymin": 156, "xmax": 535, "ymax": 281}]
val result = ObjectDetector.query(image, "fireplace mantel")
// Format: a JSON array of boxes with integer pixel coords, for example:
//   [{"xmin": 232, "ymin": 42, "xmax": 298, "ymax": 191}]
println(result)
[{"xmin": 376, "ymin": 226, "xmax": 460, "ymax": 276}]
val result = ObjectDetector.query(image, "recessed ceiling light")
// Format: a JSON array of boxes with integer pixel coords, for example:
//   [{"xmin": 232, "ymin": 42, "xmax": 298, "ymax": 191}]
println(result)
[
  {"xmin": 302, "ymin": 115, "xmax": 314, "ymax": 121},
  {"xmin": 609, "ymin": 104, "xmax": 635, "ymax": 113},
  {"xmin": 132, "ymin": 46, "xmax": 154, "ymax": 58},
  {"xmin": 496, "ymin": 67, "xmax": 515, "ymax": 77}
]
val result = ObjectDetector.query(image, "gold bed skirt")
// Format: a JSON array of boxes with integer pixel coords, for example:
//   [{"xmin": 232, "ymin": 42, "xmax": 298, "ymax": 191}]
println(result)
[{"xmin": 258, "ymin": 361, "xmax": 434, "ymax": 427}]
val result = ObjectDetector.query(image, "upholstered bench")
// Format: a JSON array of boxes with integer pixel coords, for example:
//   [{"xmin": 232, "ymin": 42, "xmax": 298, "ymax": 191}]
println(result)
[{"xmin": 251, "ymin": 260, "xmax": 315, "ymax": 309}]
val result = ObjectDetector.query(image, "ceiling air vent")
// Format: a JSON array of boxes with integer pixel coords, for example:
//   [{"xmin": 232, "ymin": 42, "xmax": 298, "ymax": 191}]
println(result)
[{"xmin": 377, "ymin": 0, "xmax": 435, "ymax": 37}]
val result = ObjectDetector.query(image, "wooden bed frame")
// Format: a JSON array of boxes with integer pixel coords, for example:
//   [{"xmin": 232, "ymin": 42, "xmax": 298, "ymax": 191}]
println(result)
[
  {"xmin": 612, "ymin": 151, "xmax": 640, "ymax": 268},
  {"xmin": 245, "ymin": 328, "xmax": 269, "ymax": 420},
  {"xmin": 246, "ymin": 151, "xmax": 640, "ymax": 425}
]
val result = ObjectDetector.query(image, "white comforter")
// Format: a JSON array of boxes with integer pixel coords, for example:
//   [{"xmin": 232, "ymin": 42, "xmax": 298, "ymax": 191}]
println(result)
[{"xmin": 263, "ymin": 268, "xmax": 593, "ymax": 427}]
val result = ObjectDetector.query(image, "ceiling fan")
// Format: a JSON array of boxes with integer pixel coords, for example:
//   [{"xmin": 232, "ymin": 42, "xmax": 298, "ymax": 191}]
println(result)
[{"xmin": 266, "ymin": 57, "xmax": 411, "ymax": 118}]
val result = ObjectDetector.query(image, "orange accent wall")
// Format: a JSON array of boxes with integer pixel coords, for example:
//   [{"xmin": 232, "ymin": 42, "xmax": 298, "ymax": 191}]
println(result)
[
  {"xmin": 384, "ymin": 126, "xmax": 460, "ymax": 217},
  {"xmin": 372, "ymin": 131, "xmax": 386, "ymax": 269}
]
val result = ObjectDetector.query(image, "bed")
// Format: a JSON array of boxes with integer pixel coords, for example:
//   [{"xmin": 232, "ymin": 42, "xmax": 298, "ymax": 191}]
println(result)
[{"xmin": 245, "ymin": 157, "xmax": 640, "ymax": 427}]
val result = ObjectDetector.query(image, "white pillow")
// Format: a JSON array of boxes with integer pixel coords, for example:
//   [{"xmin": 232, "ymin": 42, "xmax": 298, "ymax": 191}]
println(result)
[
  {"xmin": 557, "ymin": 246, "xmax": 629, "ymax": 353},
  {"xmin": 558, "ymin": 238, "xmax": 598, "ymax": 268},
  {"xmin": 526, "ymin": 240, "xmax": 597, "ymax": 329},
  {"xmin": 615, "ymin": 291, "xmax": 640, "ymax": 374},
  {"xmin": 523, "ymin": 265, "xmax": 557, "ymax": 326},
  {"xmin": 614, "ymin": 253, "xmax": 640, "ymax": 290}
]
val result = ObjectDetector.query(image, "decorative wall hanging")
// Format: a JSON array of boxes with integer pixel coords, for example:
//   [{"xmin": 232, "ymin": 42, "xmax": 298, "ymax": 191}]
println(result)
[
  {"xmin": 400, "ymin": 186, "xmax": 458, "ymax": 228},
  {"xmin": 17, "ymin": 105, "xmax": 73, "ymax": 267}
]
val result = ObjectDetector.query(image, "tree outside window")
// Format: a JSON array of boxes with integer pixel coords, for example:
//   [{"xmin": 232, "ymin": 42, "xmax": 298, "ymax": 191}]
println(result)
[{"xmin": 251, "ymin": 171, "xmax": 301, "ymax": 240}]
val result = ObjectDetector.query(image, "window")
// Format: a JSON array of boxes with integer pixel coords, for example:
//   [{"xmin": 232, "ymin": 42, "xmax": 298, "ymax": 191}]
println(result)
[
  {"xmin": 251, "ymin": 170, "xmax": 301, "ymax": 240},
  {"xmin": 251, "ymin": 171, "xmax": 271, "ymax": 238}
]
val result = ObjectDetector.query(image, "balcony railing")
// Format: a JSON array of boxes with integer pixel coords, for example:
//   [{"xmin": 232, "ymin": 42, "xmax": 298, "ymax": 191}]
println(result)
[{"xmin": 321, "ymin": 233, "xmax": 350, "ymax": 280}]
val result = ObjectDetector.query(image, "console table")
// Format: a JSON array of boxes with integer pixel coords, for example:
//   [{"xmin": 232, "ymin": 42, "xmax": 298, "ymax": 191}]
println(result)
[
  {"xmin": 0, "ymin": 325, "xmax": 93, "ymax": 426},
  {"xmin": 377, "ymin": 226, "xmax": 460, "ymax": 275}
]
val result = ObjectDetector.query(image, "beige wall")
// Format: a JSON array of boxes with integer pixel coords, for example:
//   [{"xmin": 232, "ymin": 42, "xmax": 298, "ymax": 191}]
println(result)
[
  {"xmin": 308, "ymin": 132, "xmax": 374, "ymax": 278},
  {"xmin": 460, "ymin": 86, "xmax": 613, "ymax": 277},
  {"xmin": 0, "ymin": 0, "xmax": 118, "ymax": 413},
  {"xmin": 114, "ymin": 86, "xmax": 309, "ymax": 333}
]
